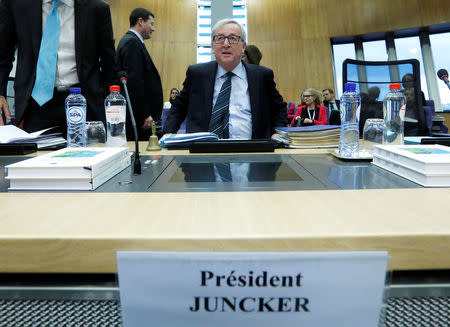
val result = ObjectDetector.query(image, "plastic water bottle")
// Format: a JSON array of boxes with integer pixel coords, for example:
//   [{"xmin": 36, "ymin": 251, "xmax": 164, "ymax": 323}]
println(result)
[
  {"xmin": 338, "ymin": 83, "xmax": 361, "ymax": 157},
  {"xmin": 65, "ymin": 87, "xmax": 87, "ymax": 147},
  {"xmin": 383, "ymin": 83, "xmax": 406, "ymax": 145},
  {"xmin": 105, "ymin": 85, "xmax": 127, "ymax": 147}
]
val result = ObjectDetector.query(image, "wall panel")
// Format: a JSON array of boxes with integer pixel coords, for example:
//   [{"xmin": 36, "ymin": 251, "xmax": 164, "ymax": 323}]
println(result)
[
  {"xmin": 248, "ymin": 0, "xmax": 449, "ymax": 104},
  {"xmin": 107, "ymin": 0, "xmax": 448, "ymax": 110}
]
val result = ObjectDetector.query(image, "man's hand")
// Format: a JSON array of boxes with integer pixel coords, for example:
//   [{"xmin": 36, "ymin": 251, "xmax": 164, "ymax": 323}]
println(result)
[
  {"xmin": 0, "ymin": 96, "xmax": 12, "ymax": 125},
  {"xmin": 303, "ymin": 118, "xmax": 313, "ymax": 124},
  {"xmin": 142, "ymin": 115, "xmax": 154, "ymax": 130}
]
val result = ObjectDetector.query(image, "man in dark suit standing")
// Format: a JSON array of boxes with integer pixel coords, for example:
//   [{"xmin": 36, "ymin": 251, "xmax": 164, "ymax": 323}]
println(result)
[
  {"xmin": 0, "ymin": 0, "xmax": 116, "ymax": 133},
  {"xmin": 163, "ymin": 18, "xmax": 286, "ymax": 139},
  {"xmin": 116, "ymin": 8, "xmax": 163, "ymax": 141},
  {"xmin": 322, "ymin": 88, "xmax": 341, "ymax": 125}
]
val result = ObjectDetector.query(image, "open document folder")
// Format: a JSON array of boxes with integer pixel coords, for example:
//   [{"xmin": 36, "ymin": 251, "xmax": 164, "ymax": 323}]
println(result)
[
  {"xmin": 159, "ymin": 132, "xmax": 219, "ymax": 148},
  {"xmin": 0, "ymin": 125, "xmax": 66, "ymax": 149}
]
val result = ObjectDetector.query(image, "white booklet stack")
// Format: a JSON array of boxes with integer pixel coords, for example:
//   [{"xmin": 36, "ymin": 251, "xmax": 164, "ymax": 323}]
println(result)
[
  {"xmin": 6, "ymin": 147, "xmax": 130, "ymax": 190},
  {"xmin": 372, "ymin": 144, "xmax": 450, "ymax": 187}
]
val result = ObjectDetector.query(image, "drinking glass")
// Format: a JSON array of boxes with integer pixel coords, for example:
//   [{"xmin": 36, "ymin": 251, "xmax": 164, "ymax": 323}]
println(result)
[
  {"xmin": 85, "ymin": 121, "xmax": 106, "ymax": 146},
  {"xmin": 362, "ymin": 118, "xmax": 384, "ymax": 153}
]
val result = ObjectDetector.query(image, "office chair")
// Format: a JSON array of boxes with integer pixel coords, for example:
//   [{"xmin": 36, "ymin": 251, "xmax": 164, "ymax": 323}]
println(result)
[{"xmin": 342, "ymin": 59, "xmax": 429, "ymax": 136}]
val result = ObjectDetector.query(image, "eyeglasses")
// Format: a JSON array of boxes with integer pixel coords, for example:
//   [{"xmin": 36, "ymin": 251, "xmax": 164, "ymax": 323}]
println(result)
[
  {"xmin": 213, "ymin": 35, "xmax": 241, "ymax": 45},
  {"xmin": 303, "ymin": 95, "xmax": 314, "ymax": 98}
]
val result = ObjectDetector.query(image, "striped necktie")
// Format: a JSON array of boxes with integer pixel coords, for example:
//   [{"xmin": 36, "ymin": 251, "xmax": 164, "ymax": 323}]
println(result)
[
  {"xmin": 31, "ymin": 0, "xmax": 61, "ymax": 106},
  {"xmin": 209, "ymin": 72, "xmax": 233, "ymax": 139}
]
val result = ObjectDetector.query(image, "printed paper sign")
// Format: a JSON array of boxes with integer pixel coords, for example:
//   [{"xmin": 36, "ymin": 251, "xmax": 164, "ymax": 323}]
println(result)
[{"xmin": 117, "ymin": 251, "xmax": 388, "ymax": 327}]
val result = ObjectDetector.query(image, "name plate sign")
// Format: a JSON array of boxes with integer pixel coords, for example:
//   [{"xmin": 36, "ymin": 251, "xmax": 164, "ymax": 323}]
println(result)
[{"xmin": 117, "ymin": 251, "xmax": 388, "ymax": 327}]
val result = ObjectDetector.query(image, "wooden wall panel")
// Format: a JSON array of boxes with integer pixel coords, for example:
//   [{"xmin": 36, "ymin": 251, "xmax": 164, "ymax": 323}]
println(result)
[
  {"xmin": 108, "ymin": 0, "xmax": 197, "ymax": 103},
  {"xmin": 107, "ymin": 0, "xmax": 447, "ymax": 108},
  {"xmin": 248, "ymin": 0, "xmax": 450, "ymax": 104},
  {"xmin": 248, "ymin": 0, "xmax": 334, "ymax": 103},
  {"xmin": 418, "ymin": 0, "xmax": 450, "ymax": 27}
]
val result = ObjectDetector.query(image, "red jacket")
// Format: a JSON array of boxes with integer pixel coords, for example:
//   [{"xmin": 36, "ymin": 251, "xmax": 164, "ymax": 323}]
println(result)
[{"xmin": 291, "ymin": 105, "xmax": 328, "ymax": 126}]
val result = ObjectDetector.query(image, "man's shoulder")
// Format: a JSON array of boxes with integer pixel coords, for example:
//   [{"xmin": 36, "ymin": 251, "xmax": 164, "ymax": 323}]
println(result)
[
  {"xmin": 117, "ymin": 32, "xmax": 140, "ymax": 49},
  {"xmin": 187, "ymin": 61, "xmax": 217, "ymax": 72},
  {"xmin": 84, "ymin": 0, "xmax": 110, "ymax": 10},
  {"xmin": 245, "ymin": 63, "xmax": 273, "ymax": 74}
]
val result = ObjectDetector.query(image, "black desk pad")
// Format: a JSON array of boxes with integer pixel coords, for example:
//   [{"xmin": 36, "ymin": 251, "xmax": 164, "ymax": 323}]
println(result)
[{"xmin": 1, "ymin": 153, "xmax": 421, "ymax": 192}]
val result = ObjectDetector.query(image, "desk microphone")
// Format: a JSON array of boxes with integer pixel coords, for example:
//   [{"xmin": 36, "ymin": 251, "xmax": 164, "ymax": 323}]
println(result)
[
  {"xmin": 119, "ymin": 72, "xmax": 141, "ymax": 175},
  {"xmin": 437, "ymin": 69, "xmax": 450, "ymax": 90}
]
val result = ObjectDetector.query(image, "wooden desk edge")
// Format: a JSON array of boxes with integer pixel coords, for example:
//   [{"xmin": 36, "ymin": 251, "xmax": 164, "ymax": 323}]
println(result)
[{"xmin": 1, "ymin": 234, "xmax": 449, "ymax": 273}]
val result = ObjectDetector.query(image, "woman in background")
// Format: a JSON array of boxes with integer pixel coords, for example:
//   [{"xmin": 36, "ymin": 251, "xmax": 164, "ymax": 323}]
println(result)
[
  {"xmin": 291, "ymin": 88, "xmax": 327, "ymax": 126},
  {"xmin": 163, "ymin": 88, "xmax": 180, "ymax": 109}
]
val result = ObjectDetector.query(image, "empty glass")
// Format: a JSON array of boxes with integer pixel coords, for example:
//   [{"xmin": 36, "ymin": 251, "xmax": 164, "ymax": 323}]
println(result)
[
  {"xmin": 85, "ymin": 121, "xmax": 106, "ymax": 146},
  {"xmin": 362, "ymin": 118, "xmax": 384, "ymax": 153}
]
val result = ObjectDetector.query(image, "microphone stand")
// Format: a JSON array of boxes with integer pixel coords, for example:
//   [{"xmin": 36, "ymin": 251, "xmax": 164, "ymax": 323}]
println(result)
[{"xmin": 120, "ymin": 77, "xmax": 141, "ymax": 175}]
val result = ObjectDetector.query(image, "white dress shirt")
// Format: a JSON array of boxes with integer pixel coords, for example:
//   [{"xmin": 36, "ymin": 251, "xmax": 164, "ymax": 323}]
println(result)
[
  {"xmin": 212, "ymin": 62, "xmax": 252, "ymax": 139},
  {"xmin": 42, "ymin": 0, "xmax": 79, "ymax": 88}
]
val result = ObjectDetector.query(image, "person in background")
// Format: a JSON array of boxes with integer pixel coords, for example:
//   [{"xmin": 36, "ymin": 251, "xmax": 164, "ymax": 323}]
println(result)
[
  {"xmin": 242, "ymin": 44, "xmax": 263, "ymax": 65},
  {"xmin": 322, "ymin": 88, "xmax": 340, "ymax": 125},
  {"xmin": 116, "ymin": 8, "xmax": 163, "ymax": 141},
  {"xmin": 403, "ymin": 88, "xmax": 419, "ymax": 121},
  {"xmin": 0, "ymin": 0, "xmax": 116, "ymax": 133},
  {"xmin": 291, "ymin": 88, "xmax": 327, "ymax": 126},
  {"xmin": 402, "ymin": 73, "xmax": 426, "ymax": 106},
  {"xmin": 286, "ymin": 102, "xmax": 297, "ymax": 124},
  {"xmin": 368, "ymin": 86, "xmax": 380, "ymax": 103},
  {"xmin": 359, "ymin": 87, "xmax": 383, "ymax": 137},
  {"xmin": 163, "ymin": 18, "xmax": 286, "ymax": 139},
  {"xmin": 163, "ymin": 88, "xmax": 180, "ymax": 109}
]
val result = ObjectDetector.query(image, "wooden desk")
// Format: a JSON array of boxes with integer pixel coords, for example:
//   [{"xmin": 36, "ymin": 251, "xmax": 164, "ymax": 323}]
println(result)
[{"xmin": 1, "ymin": 144, "xmax": 449, "ymax": 273}]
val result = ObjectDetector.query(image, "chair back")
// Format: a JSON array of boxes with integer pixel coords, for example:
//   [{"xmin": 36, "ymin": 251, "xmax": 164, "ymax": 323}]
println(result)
[{"xmin": 342, "ymin": 59, "xmax": 429, "ymax": 136}]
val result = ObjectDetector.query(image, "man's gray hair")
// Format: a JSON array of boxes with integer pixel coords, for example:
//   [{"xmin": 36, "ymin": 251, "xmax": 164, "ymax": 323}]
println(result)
[{"xmin": 211, "ymin": 18, "xmax": 247, "ymax": 43}]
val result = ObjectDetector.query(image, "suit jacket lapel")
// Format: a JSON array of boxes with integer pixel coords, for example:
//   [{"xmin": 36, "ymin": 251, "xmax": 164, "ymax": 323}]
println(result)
[
  {"xmin": 244, "ymin": 62, "xmax": 259, "ymax": 133},
  {"xmin": 31, "ymin": 0, "xmax": 43, "ymax": 61},
  {"xmin": 205, "ymin": 61, "xmax": 218, "ymax": 118},
  {"xmin": 74, "ymin": 0, "xmax": 88, "ymax": 77}
]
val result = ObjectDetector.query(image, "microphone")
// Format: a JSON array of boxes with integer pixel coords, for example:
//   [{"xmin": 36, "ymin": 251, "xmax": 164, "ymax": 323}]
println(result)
[
  {"xmin": 437, "ymin": 69, "xmax": 450, "ymax": 90},
  {"xmin": 119, "ymin": 72, "xmax": 141, "ymax": 175}
]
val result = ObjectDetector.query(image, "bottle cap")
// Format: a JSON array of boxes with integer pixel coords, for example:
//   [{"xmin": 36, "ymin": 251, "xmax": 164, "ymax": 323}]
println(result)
[
  {"xmin": 70, "ymin": 87, "xmax": 81, "ymax": 94},
  {"xmin": 345, "ymin": 83, "xmax": 356, "ymax": 92},
  {"xmin": 110, "ymin": 85, "xmax": 120, "ymax": 92},
  {"xmin": 389, "ymin": 83, "xmax": 401, "ymax": 90}
]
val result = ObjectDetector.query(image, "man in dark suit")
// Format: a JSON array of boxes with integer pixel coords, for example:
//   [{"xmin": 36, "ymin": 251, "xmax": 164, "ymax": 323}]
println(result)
[
  {"xmin": 116, "ymin": 8, "xmax": 163, "ymax": 141},
  {"xmin": 322, "ymin": 88, "xmax": 341, "ymax": 125},
  {"xmin": 0, "ymin": 0, "xmax": 116, "ymax": 133},
  {"xmin": 163, "ymin": 18, "xmax": 286, "ymax": 139}
]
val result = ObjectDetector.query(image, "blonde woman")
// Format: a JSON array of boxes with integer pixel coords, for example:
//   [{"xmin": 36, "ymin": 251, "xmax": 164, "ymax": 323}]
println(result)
[{"xmin": 291, "ymin": 88, "xmax": 328, "ymax": 126}]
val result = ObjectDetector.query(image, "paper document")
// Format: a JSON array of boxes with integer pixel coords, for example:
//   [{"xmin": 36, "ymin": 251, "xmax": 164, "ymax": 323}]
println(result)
[{"xmin": 0, "ymin": 125, "xmax": 66, "ymax": 148}]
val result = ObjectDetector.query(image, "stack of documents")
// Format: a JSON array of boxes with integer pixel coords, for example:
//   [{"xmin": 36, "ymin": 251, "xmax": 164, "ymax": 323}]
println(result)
[
  {"xmin": 159, "ymin": 132, "xmax": 218, "ymax": 148},
  {"xmin": 372, "ymin": 144, "xmax": 450, "ymax": 187},
  {"xmin": 0, "ymin": 125, "xmax": 66, "ymax": 149},
  {"xmin": 6, "ymin": 147, "xmax": 130, "ymax": 190},
  {"xmin": 275, "ymin": 125, "xmax": 340, "ymax": 148}
]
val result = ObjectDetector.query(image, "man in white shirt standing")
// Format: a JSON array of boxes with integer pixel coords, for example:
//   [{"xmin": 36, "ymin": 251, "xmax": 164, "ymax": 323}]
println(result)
[
  {"xmin": 163, "ymin": 18, "xmax": 286, "ymax": 139},
  {"xmin": 0, "ymin": 0, "xmax": 116, "ymax": 134}
]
